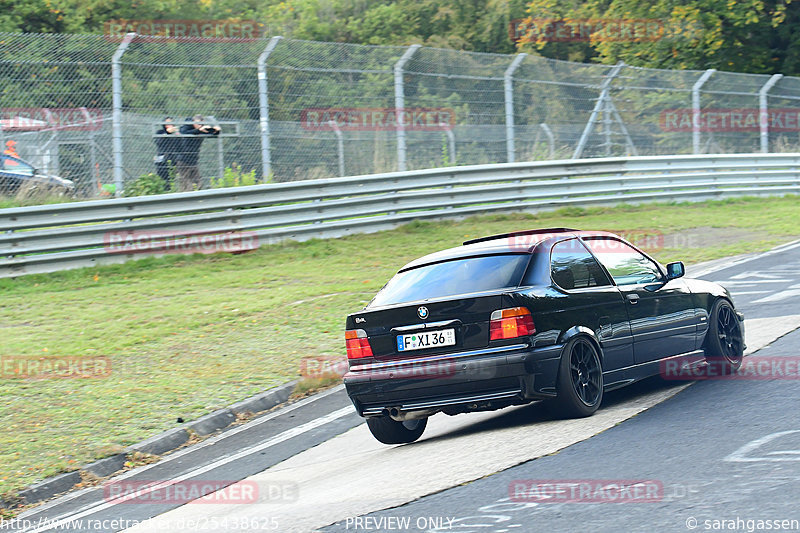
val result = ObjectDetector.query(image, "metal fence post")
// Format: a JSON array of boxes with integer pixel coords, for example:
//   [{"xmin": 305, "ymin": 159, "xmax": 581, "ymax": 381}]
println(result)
[
  {"xmin": 504, "ymin": 53, "xmax": 527, "ymax": 163},
  {"xmin": 692, "ymin": 69, "xmax": 715, "ymax": 154},
  {"xmin": 80, "ymin": 107, "xmax": 98, "ymax": 196},
  {"xmin": 328, "ymin": 120, "xmax": 345, "ymax": 176},
  {"xmin": 258, "ymin": 36, "xmax": 283, "ymax": 181},
  {"xmin": 111, "ymin": 32, "xmax": 135, "ymax": 197},
  {"xmin": 444, "ymin": 129, "xmax": 456, "ymax": 165},
  {"xmin": 394, "ymin": 44, "xmax": 421, "ymax": 172},
  {"xmin": 539, "ymin": 123, "xmax": 555, "ymax": 158},
  {"xmin": 573, "ymin": 62, "xmax": 624, "ymax": 159},
  {"xmin": 759, "ymin": 74, "xmax": 783, "ymax": 153}
]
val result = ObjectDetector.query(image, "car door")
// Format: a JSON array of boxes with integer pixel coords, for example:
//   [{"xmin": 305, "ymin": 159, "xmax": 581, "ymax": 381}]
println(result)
[
  {"xmin": 582, "ymin": 237, "xmax": 697, "ymax": 364},
  {"xmin": 545, "ymin": 238, "xmax": 633, "ymax": 372}
]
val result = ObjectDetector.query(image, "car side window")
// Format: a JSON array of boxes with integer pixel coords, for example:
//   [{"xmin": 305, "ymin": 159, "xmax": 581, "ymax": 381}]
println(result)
[
  {"xmin": 583, "ymin": 237, "xmax": 662, "ymax": 285},
  {"xmin": 550, "ymin": 238, "xmax": 611, "ymax": 290}
]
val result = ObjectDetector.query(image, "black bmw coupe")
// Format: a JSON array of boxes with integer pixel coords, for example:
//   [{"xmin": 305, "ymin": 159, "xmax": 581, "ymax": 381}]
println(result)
[{"xmin": 343, "ymin": 228, "xmax": 745, "ymax": 444}]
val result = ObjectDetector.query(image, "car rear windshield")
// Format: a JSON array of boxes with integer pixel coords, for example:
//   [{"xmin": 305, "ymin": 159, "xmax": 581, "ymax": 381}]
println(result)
[{"xmin": 369, "ymin": 254, "xmax": 530, "ymax": 307}]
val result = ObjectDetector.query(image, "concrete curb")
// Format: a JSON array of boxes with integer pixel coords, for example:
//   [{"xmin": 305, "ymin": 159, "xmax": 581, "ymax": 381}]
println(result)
[
  {"xmin": 3, "ymin": 380, "xmax": 298, "ymax": 509},
  {"xmin": 16, "ymin": 472, "xmax": 82, "ymax": 507},
  {"xmin": 128, "ymin": 427, "xmax": 190, "ymax": 456},
  {"xmin": 84, "ymin": 454, "xmax": 128, "ymax": 479}
]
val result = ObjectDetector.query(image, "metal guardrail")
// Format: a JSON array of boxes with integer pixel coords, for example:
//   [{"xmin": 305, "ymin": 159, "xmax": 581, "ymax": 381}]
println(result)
[{"xmin": 2, "ymin": 153, "xmax": 800, "ymax": 277}]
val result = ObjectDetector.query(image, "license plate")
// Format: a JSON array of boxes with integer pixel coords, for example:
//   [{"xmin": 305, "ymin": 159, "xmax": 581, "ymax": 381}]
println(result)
[{"xmin": 397, "ymin": 329, "xmax": 456, "ymax": 352}]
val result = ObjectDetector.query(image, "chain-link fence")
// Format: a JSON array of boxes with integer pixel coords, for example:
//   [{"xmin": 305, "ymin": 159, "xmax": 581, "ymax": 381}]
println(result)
[{"xmin": 2, "ymin": 32, "xmax": 800, "ymax": 200}]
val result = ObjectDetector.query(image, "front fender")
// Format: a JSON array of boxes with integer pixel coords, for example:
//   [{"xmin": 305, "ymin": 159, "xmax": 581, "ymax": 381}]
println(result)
[{"xmin": 685, "ymin": 278, "xmax": 736, "ymax": 308}]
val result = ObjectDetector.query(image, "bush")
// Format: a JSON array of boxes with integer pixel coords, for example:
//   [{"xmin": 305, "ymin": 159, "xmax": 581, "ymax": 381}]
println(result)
[
  {"xmin": 209, "ymin": 164, "xmax": 261, "ymax": 189},
  {"xmin": 124, "ymin": 173, "xmax": 167, "ymax": 197}
]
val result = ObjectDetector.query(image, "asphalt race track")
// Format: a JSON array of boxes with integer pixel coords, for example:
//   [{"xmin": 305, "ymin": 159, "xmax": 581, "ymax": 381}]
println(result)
[{"xmin": 9, "ymin": 239, "xmax": 800, "ymax": 533}]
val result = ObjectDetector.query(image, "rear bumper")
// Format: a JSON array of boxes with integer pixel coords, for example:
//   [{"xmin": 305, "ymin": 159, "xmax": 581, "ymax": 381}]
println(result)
[{"xmin": 343, "ymin": 343, "xmax": 563, "ymax": 418}]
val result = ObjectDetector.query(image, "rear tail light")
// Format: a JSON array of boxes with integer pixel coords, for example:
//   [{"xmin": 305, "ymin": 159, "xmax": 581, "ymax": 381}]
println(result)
[
  {"xmin": 490, "ymin": 307, "xmax": 535, "ymax": 340},
  {"xmin": 345, "ymin": 329, "xmax": 374, "ymax": 360}
]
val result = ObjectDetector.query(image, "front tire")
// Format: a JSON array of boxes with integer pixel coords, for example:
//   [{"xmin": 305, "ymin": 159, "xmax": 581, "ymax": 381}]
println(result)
[
  {"xmin": 550, "ymin": 336, "xmax": 604, "ymax": 418},
  {"xmin": 705, "ymin": 299, "xmax": 743, "ymax": 374},
  {"xmin": 366, "ymin": 416, "xmax": 427, "ymax": 444}
]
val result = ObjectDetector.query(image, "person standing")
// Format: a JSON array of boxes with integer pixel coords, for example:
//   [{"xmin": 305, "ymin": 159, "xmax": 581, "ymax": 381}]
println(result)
[
  {"xmin": 154, "ymin": 117, "xmax": 179, "ymax": 189},
  {"xmin": 176, "ymin": 114, "xmax": 220, "ymax": 192}
]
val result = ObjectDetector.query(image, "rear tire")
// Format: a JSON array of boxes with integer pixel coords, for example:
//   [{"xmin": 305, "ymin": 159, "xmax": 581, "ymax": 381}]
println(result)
[
  {"xmin": 549, "ymin": 336, "xmax": 603, "ymax": 418},
  {"xmin": 366, "ymin": 416, "xmax": 427, "ymax": 444},
  {"xmin": 705, "ymin": 299, "xmax": 743, "ymax": 374}
]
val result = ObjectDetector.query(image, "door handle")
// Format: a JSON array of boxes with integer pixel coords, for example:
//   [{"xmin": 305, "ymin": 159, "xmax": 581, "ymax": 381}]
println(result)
[{"xmin": 626, "ymin": 293, "xmax": 640, "ymax": 304}]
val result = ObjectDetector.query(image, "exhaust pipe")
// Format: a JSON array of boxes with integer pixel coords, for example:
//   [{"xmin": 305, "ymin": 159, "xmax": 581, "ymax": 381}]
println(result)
[{"xmin": 387, "ymin": 406, "xmax": 438, "ymax": 421}]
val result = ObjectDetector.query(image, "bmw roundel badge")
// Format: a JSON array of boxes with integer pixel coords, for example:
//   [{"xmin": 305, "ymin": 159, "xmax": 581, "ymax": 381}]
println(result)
[{"xmin": 417, "ymin": 306, "xmax": 429, "ymax": 319}]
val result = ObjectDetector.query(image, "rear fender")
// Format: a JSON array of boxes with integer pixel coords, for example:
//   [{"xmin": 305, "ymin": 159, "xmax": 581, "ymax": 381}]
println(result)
[{"xmin": 560, "ymin": 325, "xmax": 605, "ymax": 366}]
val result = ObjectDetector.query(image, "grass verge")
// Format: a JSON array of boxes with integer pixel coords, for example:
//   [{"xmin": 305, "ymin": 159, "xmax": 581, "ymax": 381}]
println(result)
[{"xmin": 1, "ymin": 195, "xmax": 799, "ymax": 495}]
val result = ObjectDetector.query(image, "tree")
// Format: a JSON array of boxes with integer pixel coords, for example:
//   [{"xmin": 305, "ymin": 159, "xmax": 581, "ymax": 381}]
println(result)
[
  {"xmin": 0, "ymin": 0, "xmax": 530, "ymax": 55},
  {"xmin": 519, "ymin": 0, "xmax": 799, "ymax": 75}
]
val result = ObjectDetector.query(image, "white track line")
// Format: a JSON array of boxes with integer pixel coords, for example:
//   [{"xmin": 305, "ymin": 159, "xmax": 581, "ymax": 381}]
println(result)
[{"xmin": 690, "ymin": 238, "xmax": 800, "ymax": 278}]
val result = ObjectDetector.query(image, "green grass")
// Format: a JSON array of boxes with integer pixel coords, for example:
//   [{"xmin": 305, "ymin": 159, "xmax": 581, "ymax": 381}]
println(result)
[
  {"xmin": 1, "ymin": 195, "xmax": 799, "ymax": 496},
  {"xmin": 0, "ymin": 194, "xmax": 78, "ymax": 209}
]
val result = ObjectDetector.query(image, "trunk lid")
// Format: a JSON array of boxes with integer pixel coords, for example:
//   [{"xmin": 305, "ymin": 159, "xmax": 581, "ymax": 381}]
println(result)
[{"xmin": 347, "ymin": 291, "xmax": 514, "ymax": 360}]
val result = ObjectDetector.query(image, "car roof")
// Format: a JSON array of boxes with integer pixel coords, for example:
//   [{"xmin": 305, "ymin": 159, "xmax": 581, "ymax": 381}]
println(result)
[{"xmin": 398, "ymin": 228, "xmax": 624, "ymax": 272}]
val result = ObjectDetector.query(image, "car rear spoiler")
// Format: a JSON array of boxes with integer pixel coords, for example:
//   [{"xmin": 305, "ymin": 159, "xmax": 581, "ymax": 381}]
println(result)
[{"xmin": 463, "ymin": 228, "xmax": 579, "ymax": 246}]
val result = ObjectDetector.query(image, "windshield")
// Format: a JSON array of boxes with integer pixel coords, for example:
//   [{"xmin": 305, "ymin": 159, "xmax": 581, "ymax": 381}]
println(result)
[
  {"xmin": 1, "ymin": 155, "xmax": 35, "ymax": 176},
  {"xmin": 369, "ymin": 254, "xmax": 530, "ymax": 307}
]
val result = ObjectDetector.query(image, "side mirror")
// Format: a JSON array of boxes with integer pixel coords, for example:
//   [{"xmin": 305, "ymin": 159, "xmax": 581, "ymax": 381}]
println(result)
[{"xmin": 666, "ymin": 261, "xmax": 685, "ymax": 280}]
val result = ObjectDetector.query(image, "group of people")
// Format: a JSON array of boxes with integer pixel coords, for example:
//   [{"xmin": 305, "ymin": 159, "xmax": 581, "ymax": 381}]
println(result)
[{"xmin": 154, "ymin": 115, "xmax": 221, "ymax": 191}]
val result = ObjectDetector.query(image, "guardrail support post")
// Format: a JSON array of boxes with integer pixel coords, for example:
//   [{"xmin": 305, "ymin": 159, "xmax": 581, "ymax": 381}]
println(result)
[
  {"xmin": 394, "ymin": 44, "xmax": 421, "ymax": 172},
  {"xmin": 258, "ymin": 36, "xmax": 283, "ymax": 182},
  {"xmin": 573, "ymin": 62, "xmax": 624, "ymax": 159},
  {"xmin": 692, "ymin": 69, "xmax": 715, "ymax": 154},
  {"xmin": 504, "ymin": 53, "xmax": 527, "ymax": 163},
  {"xmin": 759, "ymin": 74, "xmax": 783, "ymax": 153},
  {"xmin": 111, "ymin": 32, "xmax": 135, "ymax": 197}
]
